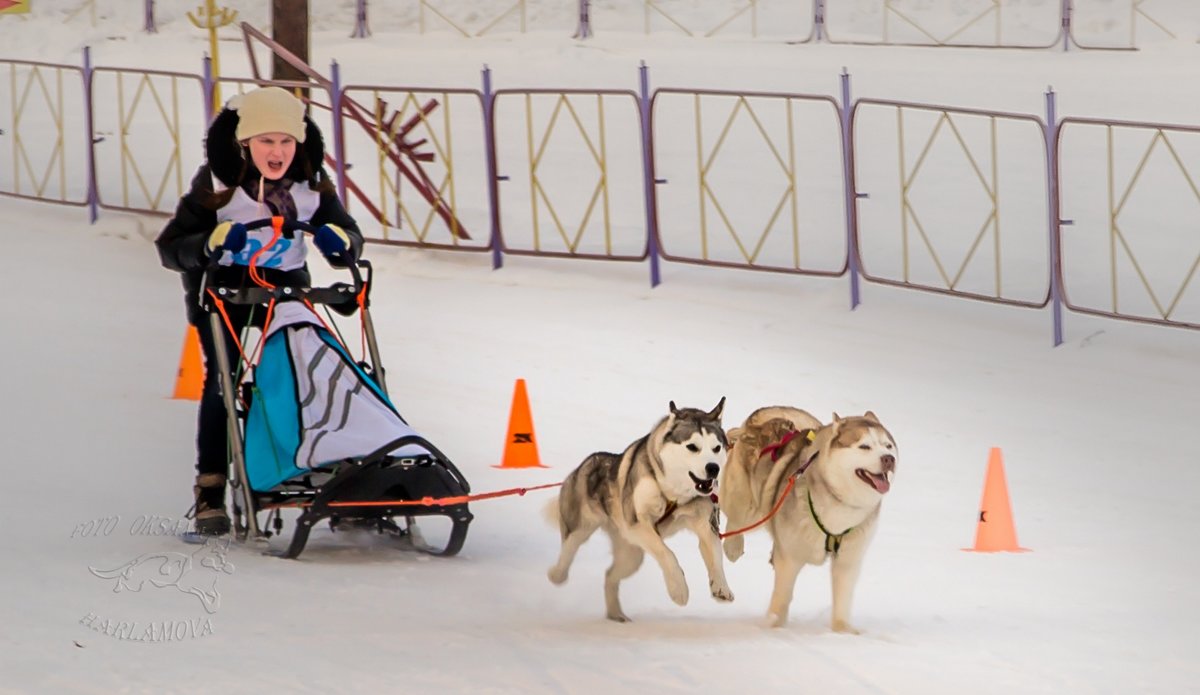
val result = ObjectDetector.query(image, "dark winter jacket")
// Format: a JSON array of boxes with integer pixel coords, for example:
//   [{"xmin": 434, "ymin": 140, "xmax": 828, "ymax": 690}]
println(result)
[{"xmin": 156, "ymin": 107, "xmax": 363, "ymax": 324}]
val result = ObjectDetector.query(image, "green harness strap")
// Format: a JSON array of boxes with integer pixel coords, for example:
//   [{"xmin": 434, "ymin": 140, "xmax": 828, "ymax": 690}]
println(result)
[{"xmin": 806, "ymin": 488, "xmax": 855, "ymax": 557}]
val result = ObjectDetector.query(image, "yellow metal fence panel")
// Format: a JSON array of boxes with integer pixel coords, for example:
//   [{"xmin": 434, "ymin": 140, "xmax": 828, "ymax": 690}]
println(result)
[
  {"xmin": 652, "ymin": 89, "xmax": 845, "ymax": 274},
  {"xmin": 1070, "ymin": 0, "xmax": 1180, "ymax": 49},
  {"xmin": 91, "ymin": 68, "xmax": 208, "ymax": 215},
  {"xmin": 493, "ymin": 90, "xmax": 645, "ymax": 260},
  {"xmin": 824, "ymin": 0, "xmax": 1062, "ymax": 48},
  {"xmin": 341, "ymin": 86, "xmax": 489, "ymax": 250},
  {"xmin": 853, "ymin": 100, "xmax": 1049, "ymax": 305},
  {"xmin": 631, "ymin": 0, "xmax": 813, "ymax": 40},
  {"xmin": 418, "ymin": 0, "xmax": 526, "ymax": 36},
  {"xmin": 0, "ymin": 60, "xmax": 87, "ymax": 206},
  {"xmin": 1058, "ymin": 119, "xmax": 1200, "ymax": 327}
]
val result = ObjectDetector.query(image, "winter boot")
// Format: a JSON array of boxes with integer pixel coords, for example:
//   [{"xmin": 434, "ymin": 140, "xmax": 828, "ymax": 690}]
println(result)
[{"xmin": 191, "ymin": 473, "xmax": 231, "ymax": 536}]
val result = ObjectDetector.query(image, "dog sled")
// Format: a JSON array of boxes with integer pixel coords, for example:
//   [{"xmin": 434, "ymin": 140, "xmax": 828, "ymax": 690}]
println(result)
[{"xmin": 203, "ymin": 217, "xmax": 472, "ymax": 559}]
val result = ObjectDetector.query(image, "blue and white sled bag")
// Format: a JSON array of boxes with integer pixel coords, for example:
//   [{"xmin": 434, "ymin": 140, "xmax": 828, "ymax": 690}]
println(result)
[{"xmin": 244, "ymin": 302, "xmax": 429, "ymax": 492}]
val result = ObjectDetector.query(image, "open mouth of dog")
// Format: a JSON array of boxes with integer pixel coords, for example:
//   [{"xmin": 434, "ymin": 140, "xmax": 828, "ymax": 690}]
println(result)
[
  {"xmin": 688, "ymin": 471, "xmax": 717, "ymax": 494},
  {"xmin": 856, "ymin": 469, "xmax": 892, "ymax": 494}
]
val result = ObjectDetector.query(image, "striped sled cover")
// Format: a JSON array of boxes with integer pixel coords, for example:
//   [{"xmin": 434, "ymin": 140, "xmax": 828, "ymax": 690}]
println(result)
[{"xmin": 244, "ymin": 302, "xmax": 429, "ymax": 492}]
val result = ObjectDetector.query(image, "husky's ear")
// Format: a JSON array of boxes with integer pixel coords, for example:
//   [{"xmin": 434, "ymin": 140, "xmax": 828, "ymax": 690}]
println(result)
[
  {"xmin": 707, "ymin": 396, "xmax": 726, "ymax": 420},
  {"xmin": 863, "ymin": 410, "xmax": 880, "ymax": 424},
  {"xmin": 726, "ymin": 426, "xmax": 746, "ymax": 446},
  {"xmin": 832, "ymin": 412, "xmax": 842, "ymax": 422},
  {"xmin": 669, "ymin": 401, "xmax": 679, "ymax": 416}
]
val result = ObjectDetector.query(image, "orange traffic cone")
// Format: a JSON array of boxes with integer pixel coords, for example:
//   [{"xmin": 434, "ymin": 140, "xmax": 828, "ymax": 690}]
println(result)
[
  {"xmin": 964, "ymin": 447, "xmax": 1029, "ymax": 552},
  {"xmin": 171, "ymin": 325, "xmax": 205, "ymax": 401},
  {"xmin": 495, "ymin": 378, "xmax": 545, "ymax": 469}
]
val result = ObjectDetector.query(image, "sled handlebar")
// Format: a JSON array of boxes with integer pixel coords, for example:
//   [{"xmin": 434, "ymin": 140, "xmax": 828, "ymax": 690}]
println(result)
[
  {"xmin": 203, "ymin": 216, "xmax": 372, "ymax": 308},
  {"xmin": 240, "ymin": 216, "xmax": 314, "ymax": 239}
]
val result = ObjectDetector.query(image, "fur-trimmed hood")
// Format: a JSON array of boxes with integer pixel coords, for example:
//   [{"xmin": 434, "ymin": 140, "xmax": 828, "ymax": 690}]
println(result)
[{"xmin": 205, "ymin": 106, "xmax": 327, "ymax": 189}]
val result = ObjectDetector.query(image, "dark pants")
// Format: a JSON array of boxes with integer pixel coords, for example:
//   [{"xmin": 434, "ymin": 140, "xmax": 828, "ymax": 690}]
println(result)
[
  {"xmin": 194, "ymin": 303, "xmax": 265, "ymax": 479},
  {"xmin": 183, "ymin": 265, "xmax": 309, "ymax": 483}
]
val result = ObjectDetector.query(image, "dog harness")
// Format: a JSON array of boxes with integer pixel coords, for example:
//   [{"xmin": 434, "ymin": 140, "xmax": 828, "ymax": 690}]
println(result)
[
  {"xmin": 759, "ymin": 428, "xmax": 816, "ymax": 462},
  {"xmin": 757, "ymin": 429, "xmax": 855, "ymax": 555},
  {"xmin": 807, "ymin": 489, "xmax": 855, "ymax": 556}
]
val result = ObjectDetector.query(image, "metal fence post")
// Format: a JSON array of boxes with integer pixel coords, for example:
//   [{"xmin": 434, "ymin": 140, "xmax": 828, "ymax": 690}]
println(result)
[
  {"xmin": 1061, "ymin": 0, "xmax": 1071, "ymax": 52},
  {"xmin": 1045, "ymin": 88, "xmax": 1065, "ymax": 346},
  {"xmin": 814, "ymin": 0, "xmax": 826, "ymax": 42},
  {"xmin": 144, "ymin": 0, "xmax": 157, "ymax": 33},
  {"xmin": 840, "ymin": 69, "xmax": 861, "ymax": 309},
  {"xmin": 482, "ymin": 65, "xmax": 504, "ymax": 269},
  {"xmin": 352, "ymin": 0, "xmax": 371, "ymax": 38},
  {"xmin": 638, "ymin": 61, "xmax": 662, "ymax": 287},
  {"xmin": 201, "ymin": 54, "xmax": 215, "ymax": 124},
  {"xmin": 82, "ymin": 46, "xmax": 99, "ymax": 224},
  {"xmin": 574, "ymin": 0, "xmax": 592, "ymax": 39},
  {"xmin": 331, "ymin": 61, "xmax": 348, "ymax": 206}
]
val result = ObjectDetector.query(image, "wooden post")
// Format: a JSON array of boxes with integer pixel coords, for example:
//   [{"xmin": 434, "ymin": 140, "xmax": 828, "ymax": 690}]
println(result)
[{"xmin": 272, "ymin": 0, "xmax": 311, "ymax": 103}]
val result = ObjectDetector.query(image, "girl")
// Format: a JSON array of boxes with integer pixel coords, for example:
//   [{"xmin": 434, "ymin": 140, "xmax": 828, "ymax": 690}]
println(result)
[{"xmin": 156, "ymin": 86, "xmax": 364, "ymax": 536}]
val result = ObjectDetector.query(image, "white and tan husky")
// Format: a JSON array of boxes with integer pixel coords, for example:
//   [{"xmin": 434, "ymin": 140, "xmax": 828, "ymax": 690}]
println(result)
[
  {"xmin": 721, "ymin": 406, "xmax": 896, "ymax": 632},
  {"xmin": 546, "ymin": 399, "xmax": 734, "ymax": 622}
]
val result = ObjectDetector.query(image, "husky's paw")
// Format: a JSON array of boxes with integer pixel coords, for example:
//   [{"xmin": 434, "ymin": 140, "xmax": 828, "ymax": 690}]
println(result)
[
  {"xmin": 766, "ymin": 612, "xmax": 788, "ymax": 628},
  {"xmin": 831, "ymin": 619, "xmax": 860, "ymax": 635},
  {"xmin": 666, "ymin": 577, "xmax": 689, "ymax": 606},
  {"xmin": 722, "ymin": 537, "xmax": 744, "ymax": 563},
  {"xmin": 607, "ymin": 611, "xmax": 632, "ymax": 623},
  {"xmin": 547, "ymin": 566, "xmax": 568, "ymax": 585},
  {"xmin": 710, "ymin": 581, "xmax": 734, "ymax": 603}
]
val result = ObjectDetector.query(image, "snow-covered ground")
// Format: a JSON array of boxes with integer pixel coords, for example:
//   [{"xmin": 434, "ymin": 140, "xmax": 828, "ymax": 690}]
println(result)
[{"xmin": 2, "ymin": 2, "xmax": 1199, "ymax": 694}]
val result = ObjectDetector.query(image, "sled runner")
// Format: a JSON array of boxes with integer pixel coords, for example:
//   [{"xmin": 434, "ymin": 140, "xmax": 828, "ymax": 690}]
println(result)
[{"xmin": 203, "ymin": 217, "xmax": 472, "ymax": 558}]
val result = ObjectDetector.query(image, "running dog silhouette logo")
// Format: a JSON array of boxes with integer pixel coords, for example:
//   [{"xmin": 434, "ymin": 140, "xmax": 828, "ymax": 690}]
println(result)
[
  {"xmin": 74, "ymin": 515, "xmax": 236, "ymax": 643},
  {"xmin": 88, "ymin": 538, "xmax": 235, "ymax": 614}
]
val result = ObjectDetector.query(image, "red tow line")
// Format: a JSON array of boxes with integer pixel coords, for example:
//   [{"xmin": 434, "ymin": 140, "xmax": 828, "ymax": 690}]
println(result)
[{"xmin": 263, "ymin": 481, "xmax": 563, "ymax": 510}]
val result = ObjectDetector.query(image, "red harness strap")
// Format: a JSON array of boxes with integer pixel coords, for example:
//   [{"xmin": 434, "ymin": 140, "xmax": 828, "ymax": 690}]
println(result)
[{"xmin": 759, "ymin": 429, "xmax": 812, "ymax": 462}]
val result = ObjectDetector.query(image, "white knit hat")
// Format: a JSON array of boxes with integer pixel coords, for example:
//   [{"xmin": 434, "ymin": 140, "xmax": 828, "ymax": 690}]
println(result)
[{"xmin": 228, "ymin": 86, "xmax": 307, "ymax": 143}]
